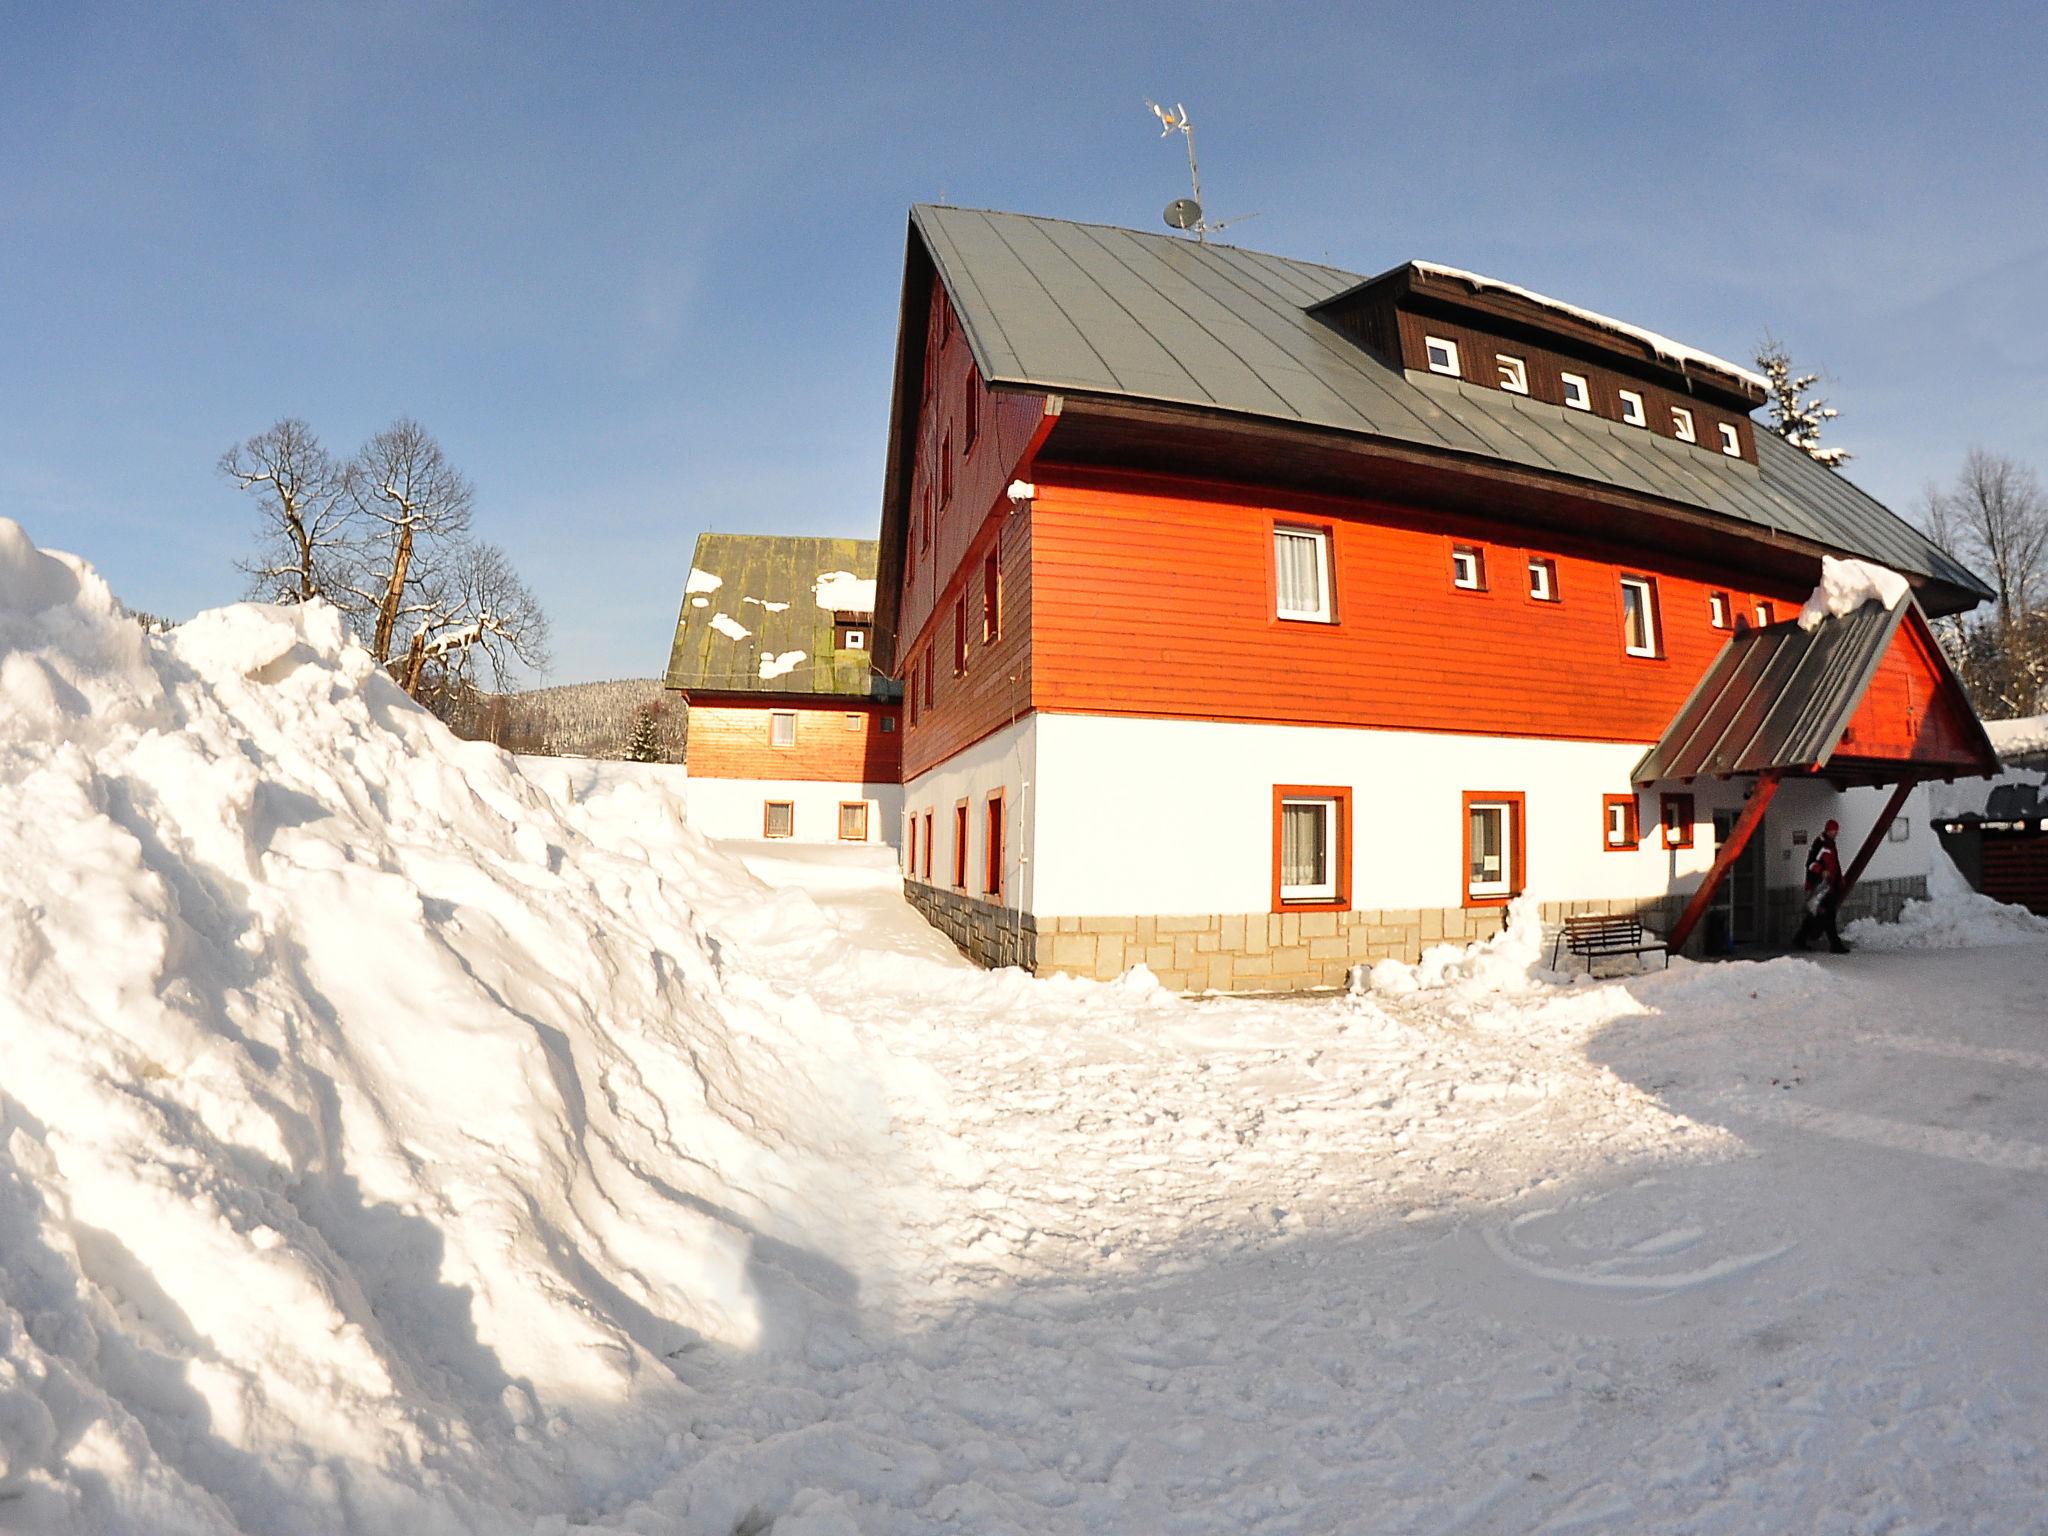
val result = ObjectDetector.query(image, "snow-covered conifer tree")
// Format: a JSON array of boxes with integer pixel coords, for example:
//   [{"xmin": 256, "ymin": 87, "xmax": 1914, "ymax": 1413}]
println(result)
[{"xmin": 1755, "ymin": 333, "xmax": 1850, "ymax": 469}]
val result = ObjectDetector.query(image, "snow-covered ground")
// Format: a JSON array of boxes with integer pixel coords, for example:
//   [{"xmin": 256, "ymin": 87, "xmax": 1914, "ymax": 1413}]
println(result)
[{"xmin": 6, "ymin": 520, "xmax": 2048, "ymax": 1533}]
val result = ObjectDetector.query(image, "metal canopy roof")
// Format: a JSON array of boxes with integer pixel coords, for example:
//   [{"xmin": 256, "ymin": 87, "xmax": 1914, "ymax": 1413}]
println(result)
[
  {"xmin": 1631, "ymin": 599, "xmax": 1995, "ymax": 785},
  {"xmin": 664, "ymin": 533, "xmax": 897, "ymax": 700},
  {"xmin": 908, "ymin": 205, "xmax": 1991, "ymax": 611}
]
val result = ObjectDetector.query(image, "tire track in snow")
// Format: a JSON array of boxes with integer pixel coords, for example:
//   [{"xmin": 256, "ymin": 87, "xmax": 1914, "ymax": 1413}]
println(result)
[{"xmin": 1707, "ymin": 1090, "xmax": 2048, "ymax": 1172}]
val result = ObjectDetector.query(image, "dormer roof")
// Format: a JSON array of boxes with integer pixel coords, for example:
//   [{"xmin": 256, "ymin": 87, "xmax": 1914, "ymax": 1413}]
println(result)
[{"xmin": 893, "ymin": 205, "xmax": 1989, "ymax": 614}]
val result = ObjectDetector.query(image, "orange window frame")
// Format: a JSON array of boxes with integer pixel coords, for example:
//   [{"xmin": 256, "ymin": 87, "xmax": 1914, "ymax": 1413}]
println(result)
[
  {"xmin": 763, "ymin": 800, "xmax": 794, "ymax": 839},
  {"xmin": 984, "ymin": 790, "xmax": 1005, "ymax": 901},
  {"xmin": 1660, "ymin": 793, "xmax": 1695, "ymax": 850},
  {"xmin": 1270, "ymin": 784, "xmax": 1352, "ymax": 915},
  {"xmin": 838, "ymin": 801, "xmax": 869, "ymax": 842},
  {"xmin": 1602, "ymin": 793, "xmax": 1640, "ymax": 851},
  {"xmin": 921, "ymin": 810, "xmax": 934, "ymax": 880},
  {"xmin": 952, "ymin": 799, "xmax": 970, "ymax": 889},
  {"xmin": 1461, "ymin": 790, "xmax": 1527, "ymax": 909},
  {"xmin": 907, "ymin": 812, "xmax": 919, "ymax": 874}
]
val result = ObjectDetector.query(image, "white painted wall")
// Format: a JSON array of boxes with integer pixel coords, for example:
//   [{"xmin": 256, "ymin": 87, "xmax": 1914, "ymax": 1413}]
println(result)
[
  {"xmin": 900, "ymin": 716, "xmax": 1036, "ymax": 901},
  {"xmin": 682, "ymin": 777, "xmax": 903, "ymax": 847},
  {"xmin": 1017, "ymin": 713, "xmax": 1932, "ymax": 918}
]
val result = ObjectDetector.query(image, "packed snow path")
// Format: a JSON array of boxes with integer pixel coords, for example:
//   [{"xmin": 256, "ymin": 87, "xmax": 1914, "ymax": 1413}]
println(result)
[{"xmin": 609, "ymin": 844, "xmax": 2048, "ymax": 1534}]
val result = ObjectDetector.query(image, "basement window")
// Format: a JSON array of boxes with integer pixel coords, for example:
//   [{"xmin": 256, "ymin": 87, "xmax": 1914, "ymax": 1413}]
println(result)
[
  {"xmin": 1719, "ymin": 423, "xmax": 1743, "ymax": 456},
  {"xmin": 1560, "ymin": 373, "xmax": 1592, "ymax": 411},
  {"xmin": 1672, "ymin": 406, "xmax": 1697, "ymax": 443},
  {"xmin": 1424, "ymin": 336, "xmax": 1462, "ymax": 377},
  {"xmin": 1618, "ymin": 390, "xmax": 1648, "ymax": 427},
  {"xmin": 1495, "ymin": 354, "xmax": 1529, "ymax": 395}
]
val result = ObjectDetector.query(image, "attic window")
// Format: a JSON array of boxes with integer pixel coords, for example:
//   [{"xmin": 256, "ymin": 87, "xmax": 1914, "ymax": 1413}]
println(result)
[
  {"xmin": 1709, "ymin": 591, "xmax": 1732, "ymax": 629},
  {"xmin": 1451, "ymin": 545, "xmax": 1486, "ymax": 591},
  {"xmin": 1527, "ymin": 557, "xmax": 1557, "ymax": 602},
  {"xmin": 1618, "ymin": 390, "xmax": 1648, "ymax": 428},
  {"xmin": 1671, "ymin": 406, "xmax": 1697, "ymax": 443},
  {"xmin": 1560, "ymin": 373, "xmax": 1592, "ymax": 411},
  {"xmin": 1719, "ymin": 423, "xmax": 1742, "ymax": 457},
  {"xmin": 1495, "ymin": 354, "xmax": 1529, "ymax": 395},
  {"xmin": 1424, "ymin": 336, "xmax": 1461, "ymax": 377},
  {"xmin": 834, "ymin": 615, "xmax": 868, "ymax": 650}
]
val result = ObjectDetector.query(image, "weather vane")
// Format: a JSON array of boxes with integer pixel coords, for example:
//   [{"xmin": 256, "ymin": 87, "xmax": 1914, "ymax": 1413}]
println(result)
[{"xmin": 1145, "ymin": 98, "xmax": 1256, "ymax": 243}]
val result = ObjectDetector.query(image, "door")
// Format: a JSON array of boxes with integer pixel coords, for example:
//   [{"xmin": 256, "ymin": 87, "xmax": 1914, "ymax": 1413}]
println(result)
[{"xmin": 1712, "ymin": 807, "xmax": 1767, "ymax": 944}]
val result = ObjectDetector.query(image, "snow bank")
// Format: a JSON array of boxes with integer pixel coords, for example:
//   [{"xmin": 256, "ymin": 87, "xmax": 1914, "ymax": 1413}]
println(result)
[
  {"xmin": 1362, "ymin": 893, "xmax": 1550, "ymax": 996},
  {"xmin": 0, "ymin": 520, "xmax": 889, "ymax": 1531},
  {"xmin": 1796, "ymin": 556, "xmax": 1911, "ymax": 632},
  {"xmin": 1844, "ymin": 841, "xmax": 2048, "ymax": 951}
]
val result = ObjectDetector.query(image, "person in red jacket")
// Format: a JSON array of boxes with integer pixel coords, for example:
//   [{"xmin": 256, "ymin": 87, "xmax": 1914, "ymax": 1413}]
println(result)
[{"xmin": 1794, "ymin": 819, "xmax": 1850, "ymax": 953}]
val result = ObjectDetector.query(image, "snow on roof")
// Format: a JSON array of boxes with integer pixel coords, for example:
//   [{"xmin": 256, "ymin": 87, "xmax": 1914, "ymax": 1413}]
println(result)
[
  {"xmin": 814, "ymin": 571, "xmax": 876, "ymax": 612},
  {"xmin": 708, "ymin": 612, "xmax": 750, "ymax": 642},
  {"xmin": 1411, "ymin": 262, "xmax": 1770, "ymax": 393},
  {"xmin": 1797, "ymin": 556, "xmax": 1912, "ymax": 632},
  {"xmin": 758, "ymin": 649, "xmax": 806, "ymax": 680},
  {"xmin": 684, "ymin": 566, "xmax": 722, "ymax": 594},
  {"xmin": 742, "ymin": 596, "xmax": 791, "ymax": 613},
  {"xmin": 1985, "ymin": 715, "xmax": 2048, "ymax": 758}
]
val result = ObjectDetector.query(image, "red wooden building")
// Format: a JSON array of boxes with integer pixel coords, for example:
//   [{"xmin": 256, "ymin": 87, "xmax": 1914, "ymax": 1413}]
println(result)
[{"xmin": 871, "ymin": 207, "xmax": 1997, "ymax": 987}]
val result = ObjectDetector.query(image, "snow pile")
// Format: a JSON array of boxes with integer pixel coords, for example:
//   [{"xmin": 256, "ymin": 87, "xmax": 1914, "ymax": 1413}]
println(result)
[
  {"xmin": 1362, "ymin": 893, "xmax": 1549, "ymax": 995},
  {"xmin": 812, "ymin": 571, "xmax": 875, "ymax": 613},
  {"xmin": 1796, "ymin": 556, "xmax": 1911, "ymax": 632},
  {"xmin": 0, "ymin": 521, "xmax": 889, "ymax": 1532},
  {"xmin": 1844, "ymin": 840, "xmax": 2048, "ymax": 951}
]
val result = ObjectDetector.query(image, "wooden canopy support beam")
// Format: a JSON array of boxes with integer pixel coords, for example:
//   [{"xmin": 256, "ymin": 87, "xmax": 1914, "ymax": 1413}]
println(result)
[
  {"xmin": 1839, "ymin": 780, "xmax": 1917, "ymax": 908},
  {"xmin": 1667, "ymin": 771, "xmax": 1782, "ymax": 953}
]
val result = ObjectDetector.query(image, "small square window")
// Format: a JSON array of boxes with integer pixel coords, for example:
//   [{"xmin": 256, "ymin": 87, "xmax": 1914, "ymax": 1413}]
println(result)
[
  {"xmin": 1527, "ymin": 556, "xmax": 1558, "ymax": 602},
  {"xmin": 1889, "ymin": 817, "xmax": 1911, "ymax": 843},
  {"xmin": 838, "ymin": 802, "xmax": 869, "ymax": 842},
  {"xmin": 1452, "ymin": 545, "xmax": 1487, "ymax": 591},
  {"xmin": 763, "ymin": 801, "xmax": 794, "ymax": 839},
  {"xmin": 1495, "ymin": 354, "xmax": 1529, "ymax": 394},
  {"xmin": 770, "ymin": 711, "xmax": 796, "ymax": 747},
  {"xmin": 880, "ymin": 715, "xmax": 897, "ymax": 733},
  {"xmin": 1708, "ymin": 591, "xmax": 1731, "ymax": 629},
  {"xmin": 1274, "ymin": 525, "xmax": 1333, "ymax": 622},
  {"xmin": 1754, "ymin": 600, "xmax": 1776, "ymax": 626},
  {"xmin": 1618, "ymin": 390, "xmax": 1647, "ymax": 427},
  {"xmin": 1660, "ymin": 793, "xmax": 1695, "ymax": 850},
  {"xmin": 1603, "ymin": 794, "xmax": 1639, "ymax": 851},
  {"xmin": 1561, "ymin": 373, "xmax": 1592, "ymax": 411},
  {"xmin": 1671, "ymin": 406, "xmax": 1697, "ymax": 443},
  {"xmin": 845, "ymin": 713, "xmax": 861, "ymax": 731},
  {"xmin": 1719, "ymin": 422, "xmax": 1743, "ymax": 456},
  {"xmin": 1425, "ymin": 336, "xmax": 1462, "ymax": 377},
  {"xmin": 1620, "ymin": 576, "xmax": 1662, "ymax": 658}
]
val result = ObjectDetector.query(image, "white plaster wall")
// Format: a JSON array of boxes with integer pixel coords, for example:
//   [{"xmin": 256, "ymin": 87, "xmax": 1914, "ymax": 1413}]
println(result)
[
  {"xmin": 1023, "ymin": 714, "xmax": 1932, "ymax": 917},
  {"xmin": 1762, "ymin": 777, "xmax": 1932, "ymax": 888},
  {"xmin": 682, "ymin": 777, "xmax": 903, "ymax": 847},
  {"xmin": 900, "ymin": 716, "xmax": 1036, "ymax": 901}
]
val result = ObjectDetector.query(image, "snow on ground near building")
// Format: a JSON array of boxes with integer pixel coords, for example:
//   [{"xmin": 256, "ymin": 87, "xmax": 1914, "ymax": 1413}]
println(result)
[{"xmin": 5, "ymin": 519, "xmax": 2048, "ymax": 1532}]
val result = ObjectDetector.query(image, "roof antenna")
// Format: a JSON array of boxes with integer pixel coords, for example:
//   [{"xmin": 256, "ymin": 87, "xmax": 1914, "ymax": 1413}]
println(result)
[{"xmin": 1146, "ymin": 99, "xmax": 1258, "ymax": 242}]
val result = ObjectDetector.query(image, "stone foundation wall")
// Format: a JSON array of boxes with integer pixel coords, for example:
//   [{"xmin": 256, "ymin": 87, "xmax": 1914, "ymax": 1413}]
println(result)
[{"xmin": 907, "ymin": 875, "xmax": 1932, "ymax": 994}]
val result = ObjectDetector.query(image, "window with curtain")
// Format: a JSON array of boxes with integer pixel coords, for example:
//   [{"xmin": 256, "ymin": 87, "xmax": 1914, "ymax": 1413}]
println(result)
[
  {"xmin": 1279, "ymin": 796, "xmax": 1337, "ymax": 901},
  {"xmin": 1273, "ymin": 526, "xmax": 1332, "ymax": 621}
]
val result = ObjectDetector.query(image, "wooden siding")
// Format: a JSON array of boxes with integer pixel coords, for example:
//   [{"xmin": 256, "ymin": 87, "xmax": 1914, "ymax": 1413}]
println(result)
[
  {"xmin": 1836, "ymin": 611, "xmax": 1986, "ymax": 769},
  {"xmin": 685, "ymin": 699, "xmax": 901, "ymax": 782},
  {"xmin": 1027, "ymin": 471, "xmax": 1813, "ymax": 744},
  {"xmin": 901, "ymin": 507, "xmax": 1033, "ymax": 782},
  {"xmin": 1393, "ymin": 309, "xmax": 1756, "ymax": 463}
]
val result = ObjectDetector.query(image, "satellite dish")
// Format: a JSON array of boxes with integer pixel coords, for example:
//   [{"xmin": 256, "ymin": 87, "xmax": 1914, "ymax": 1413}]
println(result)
[{"xmin": 1164, "ymin": 197, "xmax": 1203, "ymax": 231}]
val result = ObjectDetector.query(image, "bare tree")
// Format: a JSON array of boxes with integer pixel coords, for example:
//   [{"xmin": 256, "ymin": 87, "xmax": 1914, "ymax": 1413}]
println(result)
[
  {"xmin": 1754, "ymin": 333, "xmax": 1849, "ymax": 469},
  {"xmin": 1918, "ymin": 449, "xmax": 2048, "ymax": 717},
  {"xmin": 395, "ymin": 539, "xmax": 550, "ymax": 696},
  {"xmin": 346, "ymin": 417, "xmax": 477, "ymax": 669},
  {"xmin": 221, "ymin": 418, "xmax": 355, "ymax": 603}
]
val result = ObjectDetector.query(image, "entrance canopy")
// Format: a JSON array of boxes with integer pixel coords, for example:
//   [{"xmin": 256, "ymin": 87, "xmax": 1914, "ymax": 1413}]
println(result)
[{"xmin": 1633, "ymin": 597, "xmax": 1999, "ymax": 790}]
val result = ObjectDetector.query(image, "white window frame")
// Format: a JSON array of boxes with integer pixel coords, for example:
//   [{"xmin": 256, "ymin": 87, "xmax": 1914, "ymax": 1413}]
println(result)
[
  {"xmin": 844, "ymin": 712, "xmax": 862, "ymax": 731},
  {"xmin": 1495, "ymin": 354, "xmax": 1529, "ymax": 395},
  {"xmin": 1719, "ymin": 422, "xmax": 1743, "ymax": 456},
  {"xmin": 1273, "ymin": 525, "xmax": 1333, "ymax": 623},
  {"xmin": 1708, "ymin": 591, "xmax": 1730, "ymax": 629},
  {"xmin": 1451, "ymin": 546, "xmax": 1485, "ymax": 591},
  {"xmin": 1671, "ymin": 406, "xmax": 1697, "ymax": 443},
  {"xmin": 1279, "ymin": 796, "xmax": 1339, "ymax": 903},
  {"xmin": 1618, "ymin": 389, "xmax": 1648, "ymax": 427},
  {"xmin": 1620, "ymin": 577, "xmax": 1661, "ymax": 658},
  {"xmin": 769, "ymin": 710, "xmax": 797, "ymax": 747},
  {"xmin": 1467, "ymin": 800, "xmax": 1514, "ymax": 899},
  {"xmin": 1527, "ymin": 556, "xmax": 1555, "ymax": 602},
  {"xmin": 841, "ymin": 628, "xmax": 867, "ymax": 650},
  {"xmin": 1424, "ymin": 336, "xmax": 1462, "ymax": 377},
  {"xmin": 1560, "ymin": 373, "xmax": 1592, "ymax": 411}
]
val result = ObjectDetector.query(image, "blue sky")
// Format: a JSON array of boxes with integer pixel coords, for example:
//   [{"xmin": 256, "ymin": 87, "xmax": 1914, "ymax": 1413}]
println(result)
[{"xmin": 4, "ymin": 1, "xmax": 2043, "ymax": 682}]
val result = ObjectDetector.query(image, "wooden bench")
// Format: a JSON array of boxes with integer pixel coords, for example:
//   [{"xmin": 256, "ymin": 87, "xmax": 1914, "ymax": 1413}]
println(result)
[{"xmin": 1551, "ymin": 913, "xmax": 1669, "ymax": 974}]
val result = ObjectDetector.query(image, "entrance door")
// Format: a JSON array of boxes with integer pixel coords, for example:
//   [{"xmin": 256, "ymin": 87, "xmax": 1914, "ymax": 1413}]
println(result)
[{"xmin": 1712, "ymin": 807, "xmax": 1768, "ymax": 945}]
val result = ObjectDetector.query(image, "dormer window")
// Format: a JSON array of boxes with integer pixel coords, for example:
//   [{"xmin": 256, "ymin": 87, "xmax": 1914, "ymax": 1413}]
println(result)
[
  {"xmin": 1495, "ymin": 354, "xmax": 1529, "ymax": 395},
  {"xmin": 1424, "ymin": 336, "xmax": 1462, "ymax": 377},
  {"xmin": 1560, "ymin": 373, "xmax": 1592, "ymax": 411},
  {"xmin": 1719, "ymin": 423, "xmax": 1742, "ymax": 457},
  {"xmin": 834, "ymin": 612, "xmax": 871, "ymax": 650},
  {"xmin": 1671, "ymin": 406, "xmax": 1697, "ymax": 443},
  {"xmin": 1618, "ymin": 390, "xmax": 1647, "ymax": 427}
]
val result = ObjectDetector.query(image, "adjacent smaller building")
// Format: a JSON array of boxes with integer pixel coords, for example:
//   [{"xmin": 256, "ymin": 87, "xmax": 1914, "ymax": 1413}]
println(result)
[{"xmin": 664, "ymin": 533, "xmax": 902, "ymax": 845}]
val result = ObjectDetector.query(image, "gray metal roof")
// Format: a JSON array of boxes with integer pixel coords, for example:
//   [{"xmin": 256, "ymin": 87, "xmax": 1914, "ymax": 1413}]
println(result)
[
  {"xmin": 911, "ymin": 205, "xmax": 1990, "ymax": 607},
  {"xmin": 664, "ymin": 533, "xmax": 897, "ymax": 699}
]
